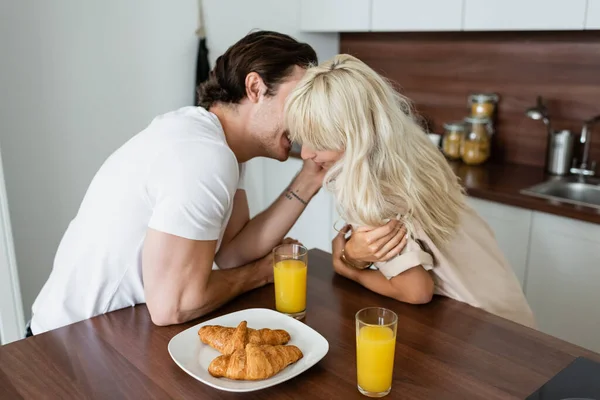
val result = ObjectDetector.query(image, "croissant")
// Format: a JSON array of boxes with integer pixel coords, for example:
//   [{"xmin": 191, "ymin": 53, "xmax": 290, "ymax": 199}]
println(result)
[
  {"xmin": 198, "ymin": 321, "xmax": 290, "ymax": 355},
  {"xmin": 208, "ymin": 343, "xmax": 303, "ymax": 380}
]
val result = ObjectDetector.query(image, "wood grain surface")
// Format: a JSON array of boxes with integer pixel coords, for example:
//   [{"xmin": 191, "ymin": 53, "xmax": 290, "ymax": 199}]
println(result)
[{"xmin": 1, "ymin": 249, "xmax": 599, "ymax": 399}]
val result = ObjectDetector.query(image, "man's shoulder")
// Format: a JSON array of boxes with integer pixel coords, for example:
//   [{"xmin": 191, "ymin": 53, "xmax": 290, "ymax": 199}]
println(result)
[
  {"xmin": 152, "ymin": 106, "xmax": 225, "ymax": 143},
  {"xmin": 148, "ymin": 106, "xmax": 236, "ymax": 166}
]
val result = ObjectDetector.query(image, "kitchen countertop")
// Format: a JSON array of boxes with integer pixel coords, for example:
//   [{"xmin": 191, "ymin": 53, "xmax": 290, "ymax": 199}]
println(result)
[
  {"xmin": 290, "ymin": 151, "xmax": 600, "ymax": 225},
  {"xmin": 2, "ymin": 249, "xmax": 599, "ymax": 399},
  {"xmin": 448, "ymin": 161, "xmax": 600, "ymax": 225}
]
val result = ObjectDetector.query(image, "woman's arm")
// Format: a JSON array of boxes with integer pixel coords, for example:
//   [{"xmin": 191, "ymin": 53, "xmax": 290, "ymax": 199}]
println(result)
[
  {"xmin": 333, "ymin": 256, "xmax": 434, "ymax": 304},
  {"xmin": 332, "ymin": 228, "xmax": 434, "ymax": 305}
]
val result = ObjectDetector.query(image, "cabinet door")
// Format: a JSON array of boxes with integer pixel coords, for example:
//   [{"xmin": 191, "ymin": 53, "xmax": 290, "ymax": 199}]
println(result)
[
  {"xmin": 300, "ymin": 0, "xmax": 371, "ymax": 32},
  {"xmin": 467, "ymin": 198, "xmax": 532, "ymax": 288},
  {"xmin": 371, "ymin": 0, "xmax": 463, "ymax": 32},
  {"xmin": 262, "ymin": 158, "xmax": 334, "ymax": 252},
  {"xmin": 525, "ymin": 212, "xmax": 600, "ymax": 353},
  {"xmin": 464, "ymin": 0, "xmax": 587, "ymax": 31},
  {"xmin": 586, "ymin": 0, "xmax": 600, "ymax": 29}
]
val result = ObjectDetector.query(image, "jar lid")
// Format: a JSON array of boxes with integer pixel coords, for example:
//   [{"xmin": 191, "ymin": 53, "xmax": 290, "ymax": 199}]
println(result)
[
  {"xmin": 468, "ymin": 93, "xmax": 499, "ymax": 103},
  {"xmin": 464, "ymin": 116, "xmax": 491, "ymax": 124},
  {"xmin": 443, "ymin": 121, "xmax": 467, "ymax": 130}
]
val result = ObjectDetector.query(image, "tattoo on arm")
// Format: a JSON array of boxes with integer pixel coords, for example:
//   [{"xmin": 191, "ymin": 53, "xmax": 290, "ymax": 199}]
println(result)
[{"xmin": 284, "ymin": 188, "xmax": 308, "ymax": 206}]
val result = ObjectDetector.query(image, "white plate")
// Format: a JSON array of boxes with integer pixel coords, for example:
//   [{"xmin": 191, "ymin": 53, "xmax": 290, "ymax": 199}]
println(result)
[{"xmin": 167, "ymin": 308, "xmax": 329, "ymax": 392}]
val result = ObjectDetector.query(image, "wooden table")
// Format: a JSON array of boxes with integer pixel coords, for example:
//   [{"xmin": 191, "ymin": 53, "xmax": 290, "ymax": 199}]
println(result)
[{"xmin": 1, "ymin": 250, "xmax": 599, "ymax": 399}]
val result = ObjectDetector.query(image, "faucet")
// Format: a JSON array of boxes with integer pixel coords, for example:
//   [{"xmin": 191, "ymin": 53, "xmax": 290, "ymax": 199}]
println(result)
[{"xmin": 570, "ymin": 115, "xmax": 600, "ymax": 177}]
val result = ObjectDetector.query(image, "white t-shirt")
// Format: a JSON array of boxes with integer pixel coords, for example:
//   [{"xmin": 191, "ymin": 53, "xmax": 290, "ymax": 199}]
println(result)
[{"xmin": 31, "ymin": 107, "xmax": 245, "ymax": 334}]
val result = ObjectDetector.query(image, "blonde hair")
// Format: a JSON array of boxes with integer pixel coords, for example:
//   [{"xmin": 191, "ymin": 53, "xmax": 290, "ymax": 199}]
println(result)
[{"xmin": 285, "ymin": 54, "xmax": 466, "ymax": 244}]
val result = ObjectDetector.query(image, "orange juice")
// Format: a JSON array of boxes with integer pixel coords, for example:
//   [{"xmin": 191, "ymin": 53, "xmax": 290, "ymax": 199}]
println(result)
[
  {"xmin": 274, "ymin": 259, "xmax": 307, "ymax": 314},
  {"xmin": 356, "ymin": 325, "xmax": 396, "ymax": 393}
]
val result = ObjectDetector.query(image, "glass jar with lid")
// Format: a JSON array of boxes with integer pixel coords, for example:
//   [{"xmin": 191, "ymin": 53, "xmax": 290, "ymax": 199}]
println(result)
[
  {"xmin": 442, "ymin": 122, "xmax": 467, "ymax": 160},
  {"xmin": 468, "ymin": 93, "xmax": 499, "ymax": 119},
  {"xmin": 461, "ymin": 117, "xmax": 492, "ymax": 165}
]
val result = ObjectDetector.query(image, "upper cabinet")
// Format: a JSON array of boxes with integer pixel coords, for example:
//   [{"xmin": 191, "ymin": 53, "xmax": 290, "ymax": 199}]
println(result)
[
  {"xmin": 371, "ymin": 0, "xmax": 463, "ymax": 32},
  {"xmin": 587, "ymin": 0, "xmax": 600, "ymax": 29},
  {"xmin": 300, "ymin": 0, "xmax": 371, "ymax": 32},
  {"xmin": 300, "ymin": 0, "xmax": 594, "ymax": 32},
  {"xmin": 463, "ymin": 0, "xmax": 587, "ymax": 31}
]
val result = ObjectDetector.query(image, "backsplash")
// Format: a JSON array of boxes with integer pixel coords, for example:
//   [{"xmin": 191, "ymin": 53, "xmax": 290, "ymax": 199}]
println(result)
[{"xmin": 340, "ymin": 31, "xmax": 600, "ymax": 168}]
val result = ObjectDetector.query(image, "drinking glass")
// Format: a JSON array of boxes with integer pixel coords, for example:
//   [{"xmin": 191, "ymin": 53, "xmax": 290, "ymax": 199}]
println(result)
[
  {"xmin": 273, "ymin": 244, "xmax": 308, "ymax": 319},
  {"xmin": 356, "ymin": 307, "xmax": 398, "ymax": 397}
]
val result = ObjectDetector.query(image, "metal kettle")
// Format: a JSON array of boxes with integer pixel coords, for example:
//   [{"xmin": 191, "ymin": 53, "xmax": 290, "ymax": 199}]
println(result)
[
  {"xmin": 546, "ymin": 130, "xmax": 575, "ymax": 176},
  {"xmin": 525, "ymin": 96, "xmax": 574, "ymax": 176}
]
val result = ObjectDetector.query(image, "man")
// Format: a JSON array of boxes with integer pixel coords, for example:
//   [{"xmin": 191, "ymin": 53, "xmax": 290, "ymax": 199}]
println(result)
[{"xmin": 29, "ymin": 31, "xmax": 324, "ymax": 334}]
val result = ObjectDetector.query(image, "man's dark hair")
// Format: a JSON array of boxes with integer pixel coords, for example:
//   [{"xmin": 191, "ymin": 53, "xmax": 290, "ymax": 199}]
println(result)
[{"xmin": 197, "ymin": 31, "xmax": 318, "ymax": 109}]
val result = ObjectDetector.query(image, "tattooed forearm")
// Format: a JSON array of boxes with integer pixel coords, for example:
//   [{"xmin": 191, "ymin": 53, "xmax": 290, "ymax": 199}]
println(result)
[{"xmin": 284, "ymin": 188, "xmax": 308, "ymax": 206}]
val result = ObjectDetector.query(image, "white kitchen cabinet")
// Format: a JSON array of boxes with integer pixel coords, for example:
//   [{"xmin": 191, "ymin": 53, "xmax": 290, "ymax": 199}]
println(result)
[
  {"xmin": 586, "ymin": 0, "xmax": 600, "ymax": 29},
  {"xmin": 262, "ymin": 158, "xmax": 334, "ymax": 252},
  {"xmin": 463, "ymin": 0, "xmax": 587, "ymax": 31},
  {"xmin": 467, "ymin": 197, "xmax": 532, "ymax": 288},
  {"xmin": 371, "ymin": 0, "xmax": 463, "ymax": 32},
  {"xmin": 300, "ymin": 0, "xmax": 371, "ymax": 32},
  {"xmin": 525, "ymin": 212, "xmax": 600, "ymax": 353},
  {"xmin": 300, "ymin": 0, "xmax": 591, "ymax": 33}
]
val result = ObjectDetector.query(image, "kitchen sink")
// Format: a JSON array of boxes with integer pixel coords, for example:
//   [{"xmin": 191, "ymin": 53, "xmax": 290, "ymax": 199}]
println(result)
[{"xmin": 521, "ymin": 176, "xmax": 600, "ymax": 209}]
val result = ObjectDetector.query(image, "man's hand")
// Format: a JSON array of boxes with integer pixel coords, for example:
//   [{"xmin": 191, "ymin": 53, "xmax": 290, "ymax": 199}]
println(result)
[
  {"xmin": 253, "ymin": 251, "xmax": 275, "ymax": 285},
  {"xmin": 280, "ymin": 237, "xmax": 302, "ymax": 246},
  {"xmin": 252, "ymin": 237, "xmax": 303, "ymax": 285},
  {"xmin": 345, "ymin": 220, "xmax": 407, "ymax": 265},
  {"xmin": 297, "ymin": 158, "xmax": 327, "ymax": 194}
]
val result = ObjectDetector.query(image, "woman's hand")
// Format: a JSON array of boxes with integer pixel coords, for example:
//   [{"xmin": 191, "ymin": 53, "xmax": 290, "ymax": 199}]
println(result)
[
  {"xmin": 332, "ymin": 226, "xmax": 433, "ymax": 304},
  {"xmin": 344, "ymin": 220, "xmax": 407, "ymax": 265},
  {"xmin": 331, "ymin": 227, "xmax": 360, "ymax": 280}
]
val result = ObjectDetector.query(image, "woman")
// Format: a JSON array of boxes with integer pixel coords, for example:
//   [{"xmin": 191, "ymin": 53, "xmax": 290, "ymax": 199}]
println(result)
[{"xmin": 285, "ymin": 54, "xmax": 535, "ymax": 328}]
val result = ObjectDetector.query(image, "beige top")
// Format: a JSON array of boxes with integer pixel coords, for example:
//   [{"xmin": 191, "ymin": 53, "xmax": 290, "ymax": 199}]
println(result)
[{"xmin": 375, "ymin": 205, "xmax": 536, "ymax": 328}]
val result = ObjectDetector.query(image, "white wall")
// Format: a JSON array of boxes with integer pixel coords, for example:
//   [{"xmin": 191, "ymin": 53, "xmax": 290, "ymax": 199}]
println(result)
[
  {"xmin": 202, "ymin": 0, "xmax": 339, "ymax": 216},
  {"xmin": 0, "ymin": 0, "xmax": 338, "ymax": 324},
  {"xmin": 0, "ymin": 0, "xmax": 199, "ymax": 319}
]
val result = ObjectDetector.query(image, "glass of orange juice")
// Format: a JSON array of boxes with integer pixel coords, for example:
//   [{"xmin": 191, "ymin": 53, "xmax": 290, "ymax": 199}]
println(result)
[
  {"xmin": 273, "ymin": 244, "xmax": 308, "ymax": 319},
  {"xmin": 356, "ymin": 307, "xmax": 398, "ymax": 397}
]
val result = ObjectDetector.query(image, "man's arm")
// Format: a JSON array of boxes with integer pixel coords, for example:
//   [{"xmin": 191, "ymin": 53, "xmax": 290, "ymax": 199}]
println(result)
[
  {"xmin": 142, "ymin": 228, "xmax": 272, "ymax": 326},
  {"xmin": 217, "ymin": 189, "xmax": 250, "ymax": 253},
  {"xmin": 215, "ymin": 161, "xmax": 323, "ymax": 270}
]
